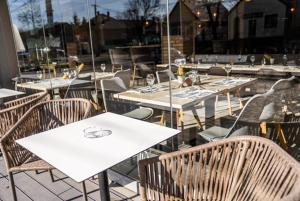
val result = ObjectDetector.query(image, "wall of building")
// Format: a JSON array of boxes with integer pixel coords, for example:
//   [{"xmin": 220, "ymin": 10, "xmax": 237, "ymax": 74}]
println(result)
[
  {"xmin": 228, "ymin": 0, "xmax": 286, "ymax": 40},
  {"xmin": 0, "ymin": 0, "xmax": 18, "ymax": 88}
]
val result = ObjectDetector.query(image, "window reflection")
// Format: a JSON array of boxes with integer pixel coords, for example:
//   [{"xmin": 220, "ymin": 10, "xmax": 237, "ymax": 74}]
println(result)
[{"xmin": 7, "ymin": 0, "xmax": 300, "ymax": 72}]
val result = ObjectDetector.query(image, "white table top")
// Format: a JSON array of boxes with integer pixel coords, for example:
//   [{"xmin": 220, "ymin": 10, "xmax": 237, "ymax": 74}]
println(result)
[
  {"xmin": 0, "ymin": 88, "xmax": 24, "ymax": 99},
  {"xmin": 115, "ymin": 77, "xmax": 256, "ymax": 110},
  {"xmin": 17, "ymin": 112, "xmax": 180, "ymax": 182},
  {"xmin": 16, "ymin": 78, "xmax": 90, "ymax": 91}
]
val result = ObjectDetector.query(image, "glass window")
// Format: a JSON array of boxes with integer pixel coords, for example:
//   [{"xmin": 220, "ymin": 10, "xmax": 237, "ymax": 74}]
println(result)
[{"xmin": 264, "ymin": 14, "xmax": 278, "ymax": 29}]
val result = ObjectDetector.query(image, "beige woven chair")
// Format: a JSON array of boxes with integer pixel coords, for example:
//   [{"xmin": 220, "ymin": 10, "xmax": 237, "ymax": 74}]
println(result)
[
  {"xmin": 0, "ymin": 98, "xmax": 92, "ymax": 201},
  {"xmin": 139, "ymin": 136, "xmax": 300, "ymax": 201},
  {"xmin": 0, "ymin": 91, "xmax": 49, "ymax": 139}
]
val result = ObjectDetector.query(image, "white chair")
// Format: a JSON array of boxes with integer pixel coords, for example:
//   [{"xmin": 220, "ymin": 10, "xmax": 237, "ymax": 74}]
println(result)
[
  {"xmin": 114, "ymin": 69, "xmax": 131, "ymax": 88},
  {"xmin": 101, "ymin": 77, "xmax": 153, "ymax": 120},
  {"xmin": 198, "ymin": 89, "xmax": 276, "ymax": 142}
]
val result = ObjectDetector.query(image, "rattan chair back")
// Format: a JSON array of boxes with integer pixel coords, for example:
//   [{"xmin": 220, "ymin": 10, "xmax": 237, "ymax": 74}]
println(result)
[
  {"xmin": 139, "ymin": 136, "xmax": 300, "ymax": 201},
  {"xmin": 0, "ymin": 92, "xmax": 49, "ymax": 138},
  {"xmin": 0, "ymin": 98, "xmax": 92, "ymax": 170}
]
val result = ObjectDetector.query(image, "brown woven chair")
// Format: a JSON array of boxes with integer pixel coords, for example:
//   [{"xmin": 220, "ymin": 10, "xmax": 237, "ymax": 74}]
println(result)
[
  {"xmin": 0, "ymin": 98, "xmax": 92, "ymax": 201},
  {"xmin": 139, "ymin": 136, "xmax": 300, "ymax": 201},
  {"xmin": 0, "ymin": 91, "xmax": 49, "ymax": 139}
]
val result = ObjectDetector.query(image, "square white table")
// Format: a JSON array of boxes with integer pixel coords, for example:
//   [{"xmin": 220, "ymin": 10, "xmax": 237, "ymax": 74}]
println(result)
[
  {"xmin": 0, "ymin": 88, "xmax": 24, "ymax": 102},
  {"xmin": 16, "ymin": 112, "xmax": 180, "ymax": 201}
]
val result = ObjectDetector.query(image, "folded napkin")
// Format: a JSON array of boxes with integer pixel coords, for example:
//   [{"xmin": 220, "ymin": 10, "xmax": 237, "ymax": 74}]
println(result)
[
  {"xmin": 210, "ymin": 79, "xmax": 249, "ymax": 86},
  {"xmin": 173, "ymin": 88, "xmax": 214, "ymax": 100},
  {"xmin": 127, "ymin": 85, "xmax": 169, "ymax": 94}
]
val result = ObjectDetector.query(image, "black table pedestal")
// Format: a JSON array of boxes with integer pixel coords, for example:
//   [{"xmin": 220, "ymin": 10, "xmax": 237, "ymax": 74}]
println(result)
[{"xmin": 98, "ymin": 171, "xmax": 110, "ymax": 201}]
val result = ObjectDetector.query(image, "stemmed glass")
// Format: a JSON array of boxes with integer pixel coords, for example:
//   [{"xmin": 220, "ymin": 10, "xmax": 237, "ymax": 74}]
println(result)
[
  {"xmin": 270, "ymin": 58, "xmax": 275, "ymax": 66},
  {"xmin": 282, "ymin": 54, "xmax": 288, "ymax": 66},
  {"xmin": 238, "ymin": 54, "xmax": 242, "ymax": 63},
  {"xmin": 36, "ymin": 70, "xmax": 43, "ymax": 80},
  {"xmin": 214, "ymin": 55, "xmax": 218, "ymax": 67},
  {"xmin": 250, "ymin": 55, "xmax": 255, "ymax": 67},
  {"xmin": 205, "ymin": 55, "xmax": 209, "ymax": 63},
  {"xmin": 224, "ymin": 64, "xmax": 232, "ymax": 80},
  {"xmin": 261, "ymin": 58, "xmax": 266, "ymax": 66},
  {"xmin": 100, "ymin": 63, "xmax": 106, "ymax": 73},
  {"xmin": 188, "ymin": 71, "xmax": 197, "ymax": 86},
  {"xmin": 62, "ymin": 68, "xmax": 70, "ymax": 79},
  {"xmin": 71, "ymin": 69, "xmax": 78, "ymax": 78},
  {"xmin": 146, "ymin": 74, "xmax": 155, "ymax": 92}
]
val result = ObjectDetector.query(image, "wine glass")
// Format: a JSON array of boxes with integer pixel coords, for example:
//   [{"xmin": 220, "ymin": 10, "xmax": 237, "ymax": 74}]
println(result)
[
  {"xmin": 188, "ymin": 71, "xmax": 197, "ymax": 86},
  {"xmin": 214, "ymin": 55, "xmax": 218, "ymax": 67},
  {"xmin": 238, "ymin": 54, "xmax": 242, "ymax": 63},
  {"xmin": 146, "ymin": 74, "xmax": 155, "ymax": 92},
  {"xmin": 261, "ymin": 58, "xmax": 266, "ymax": 66},
  {"xmin": 100, "ymin": 63, "xmax": 106, "ymax": 73},
  {"xmin": 62, "ymin": 68, "xmax": 70, "ymax": 79},
  {"xmin": 224, "ymin": 64, "xmax": 232, "ymax": 80},
  {"xmin": 270, "ymin": 58, "xmax": 275, "ymax": 66},
  {"xmin": 282, "ymin": 54, "xmax": 288, "ymax": 66},
  {"xmin": 36, "ymin": 70, "xmax": 43, "ymax": 79},
  {"xmin": 197, "ymin": 58, "xmax": 202, "ymax": 68},
  {"xmin": 71, "ymin": 69, "xmax": 78, "ymax": 78},
  {"xmin": 250, "ymin": 55, "xmax": 255, "ymax": 67}
]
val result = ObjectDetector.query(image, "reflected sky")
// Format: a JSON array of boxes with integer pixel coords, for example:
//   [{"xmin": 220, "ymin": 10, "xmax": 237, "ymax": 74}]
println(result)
[{"xmin": 8, "ymin": 0, "xmax": 177, "ymax": 29}]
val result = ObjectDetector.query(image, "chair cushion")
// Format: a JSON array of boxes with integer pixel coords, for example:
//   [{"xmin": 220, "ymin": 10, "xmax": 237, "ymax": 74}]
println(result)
[
  {"xmin": 124, "ymin": 107, "xmax": 153, "ymax": 120},
  {"xmin": 198, "ymin": 126, "xmax": 230, "ymax": 142},
  {"xmin": 259, "ymin": 102, "xmax": 276, "ymax": 121}
]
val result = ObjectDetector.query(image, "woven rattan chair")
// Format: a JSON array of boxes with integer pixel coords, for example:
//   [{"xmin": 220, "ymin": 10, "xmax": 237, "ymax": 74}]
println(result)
[
  {"xmin": 0, "ymin": 91, "xmax": 49, "ymax": 139},
  {"xmin": 0, "ymin": 98, "xmax": 92, "ymax": 201},
  {"xmin": 139, "ymin": 136, "xmax": 300, "ymax": 201}
]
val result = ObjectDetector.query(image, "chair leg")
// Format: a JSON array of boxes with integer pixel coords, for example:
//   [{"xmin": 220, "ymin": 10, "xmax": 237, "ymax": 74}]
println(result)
[
  {"xmin": 237, "ymin": 88, "xmax": 243, "ymax": 109},
  {"xmin": 8, "ymin": 172, "xmax": 17, "ymax": 201},
  {"xmin": 160, "ymin": 111, "xmax": 166, "ymax": 126},
  {"xmin": 260, "ymin": 122, "xmax": 267, "ymax": 138},
  {"xmin": 132, "ymin": 65, "xmax": 137, "ymax": 87},
  {"xmin": 49, "ymin": 170, "xmax": 55, "ymax": 182},
  {"xmin": 191, "ymin": 108, "xmax": 203, "ymax": 130},
  {"xmin": 178, "ymin": 110, "xmax": 184, "ymax": 131},
  {"xmin": 278, "ymin": 124, "xmax": 288, "ymax": 150},
  {"xmin": 82, "ymin": 181, "xmax": 88, "ymax": 201},
  {"xmin": 215, "ymin": 95, "xmax": 219, "ymax": 108},
  {"xmin": 226, "ymin": 92, "xmax": 232, "ymax": 116}
]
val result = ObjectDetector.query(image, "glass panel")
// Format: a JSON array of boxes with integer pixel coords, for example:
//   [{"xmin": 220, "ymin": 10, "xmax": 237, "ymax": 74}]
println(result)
[{"xmin": 9, "ymin": 0, "xmax": 45, "ymax": 73}]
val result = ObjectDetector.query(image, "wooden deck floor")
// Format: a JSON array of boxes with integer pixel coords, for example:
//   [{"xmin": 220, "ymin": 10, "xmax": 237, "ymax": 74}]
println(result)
[{"xmin": 0, "ymin": 155, "xmax": 140, "ymax": 201}]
